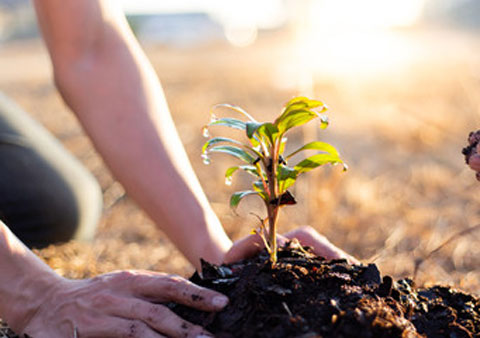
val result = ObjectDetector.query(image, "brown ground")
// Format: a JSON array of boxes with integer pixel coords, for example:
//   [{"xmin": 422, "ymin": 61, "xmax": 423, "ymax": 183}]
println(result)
[{"xmin": 1, "ymin": 27, "xmax": 480, "ymax": 297}]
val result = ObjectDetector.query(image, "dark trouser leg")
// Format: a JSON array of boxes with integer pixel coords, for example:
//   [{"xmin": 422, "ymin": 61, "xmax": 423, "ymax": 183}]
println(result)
[{"xmin": 0, "ymin": 92, "xmax": 102, "ymax": 248}]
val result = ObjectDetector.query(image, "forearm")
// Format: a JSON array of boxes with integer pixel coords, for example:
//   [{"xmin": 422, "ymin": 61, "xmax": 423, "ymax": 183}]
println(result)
[
  {"xmin": 34, "ymin": 0, "xmax": 231, "ymax": 269},
  {"xmin": 0, "ymin": 222, "xmax": 61, "ymax": 331}
]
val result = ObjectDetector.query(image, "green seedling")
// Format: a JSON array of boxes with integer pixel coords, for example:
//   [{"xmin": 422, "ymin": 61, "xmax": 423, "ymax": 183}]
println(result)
[{"xmin": 202, "ymin": 96, "xmax": 347, "ymax": 264}]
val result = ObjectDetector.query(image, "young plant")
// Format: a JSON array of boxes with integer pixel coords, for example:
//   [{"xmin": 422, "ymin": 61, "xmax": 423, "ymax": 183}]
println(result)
[{"xmin": 202, "ymin": 97, "xmax": 346, "ymax": 264}]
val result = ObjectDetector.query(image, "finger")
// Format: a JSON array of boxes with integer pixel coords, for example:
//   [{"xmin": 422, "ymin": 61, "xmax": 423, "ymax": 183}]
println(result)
[
  {"xmin": 277, "ymin": 234, "xmax": 288, "ymax": 247},
  {"xmin": 284, "ymin": 226, "xmax": 359, "ymax": 264},
  {"xmin": 116, "ymin": 300, "xmax": 212, "ymax": 338},
  {"xmin": 133, "ymin": 274, "xmax": 229, "ymax": 311},
  {"xmin": 77, "ymin": 317, "xmax": 166, "ymax": 338},
  {"xmin": 223, "ymin": 233, "xmax": 288, "ymax": 264},
  {"xmin": 223, "ymin": 234, "xmax": 263, "ymax": 264},
  {"xmin": 469, "ymin": 154, "xmax": 480, "ymax": 171},
  {"xmin": 84, "ymin": 294, "xmax": 200, "ymax": 337}
]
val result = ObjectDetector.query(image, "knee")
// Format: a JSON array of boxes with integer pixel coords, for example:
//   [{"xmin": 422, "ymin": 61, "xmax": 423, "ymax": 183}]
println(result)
[
  {"xmin": 63, "ymin": 171, "xmax": 103, "ymax": 242},
  {"xmin": 28, "ymin": 174, "xmax": 102, "ymax": 248}
]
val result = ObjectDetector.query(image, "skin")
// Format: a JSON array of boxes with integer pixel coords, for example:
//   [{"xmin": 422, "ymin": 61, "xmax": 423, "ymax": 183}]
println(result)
[
  {"xmin": 0, "ymin": 221, "xmax": 224, "ymax": 337},
  {"xmin": 225, "ymin": 226, "xmax": 359, "ymax": 265},
  {"xmin": 0, "ymin": 0, "xmax": 357, "ymax": 336},
  {"xmin": 469, "ymin": 152, "xmax": 480, "ymax": 172},
  {"xmin": 33, "ymin": 0, "xmax": 232, "ymax": 270}
]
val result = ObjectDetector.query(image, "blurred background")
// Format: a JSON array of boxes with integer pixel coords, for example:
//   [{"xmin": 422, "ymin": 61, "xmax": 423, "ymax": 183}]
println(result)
[{"xmin": 1, "ymin": 0, "xmax": 480, "ymax": 292}]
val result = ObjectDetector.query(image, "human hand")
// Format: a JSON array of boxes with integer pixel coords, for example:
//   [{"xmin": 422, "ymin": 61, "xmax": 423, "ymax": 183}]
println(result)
[
  {"xmin": 463, "ymin": 130, "xmax": 480, "ymax": 181},
  {"xmin": 224, "ymin": 226, "xmax": 358, "ymax": 265},
  {"xmin": 18, "ymin": 270, "xmax": 228, "ymax": 338}
]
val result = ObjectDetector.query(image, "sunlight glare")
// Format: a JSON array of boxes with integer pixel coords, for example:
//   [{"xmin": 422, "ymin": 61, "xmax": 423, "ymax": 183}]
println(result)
[
  {"xmin": 310, "ymin": 0, "xmax": 426, "ymax": 29},
  {"xmin": 288, "ymin": 0, "xmax": 427, "ymax": 82}
]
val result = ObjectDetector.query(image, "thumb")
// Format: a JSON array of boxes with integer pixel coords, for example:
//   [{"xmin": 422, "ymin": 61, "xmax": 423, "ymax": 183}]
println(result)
[{"xmin": 224, "ymin": 234, "xmax": 288, "ymax": 264}]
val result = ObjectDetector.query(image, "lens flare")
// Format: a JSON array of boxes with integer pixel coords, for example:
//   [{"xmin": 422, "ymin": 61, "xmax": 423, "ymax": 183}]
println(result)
[{"xmin": 286, "ymin": 0, "xmax": 427, "ymax": 82}]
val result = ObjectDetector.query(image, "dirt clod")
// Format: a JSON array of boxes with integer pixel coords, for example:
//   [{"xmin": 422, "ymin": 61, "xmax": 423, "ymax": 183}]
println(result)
[
  {"xmin": 170, "ymin": 242, "xmax": 480, "ymax": 338},
  {"xmin": 191, "ymin": 294, "xmax": 204, "ymax": 302},
  {"xmin": 462, "ymin": 130, "xmax": 480, "ymax": 181}
]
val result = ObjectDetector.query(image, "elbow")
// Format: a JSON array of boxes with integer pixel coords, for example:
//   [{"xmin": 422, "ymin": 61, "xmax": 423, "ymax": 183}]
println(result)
[
  {"xmin": 49, "ymin": 26, "xmax": 117, "ymax": 94},
  {"xmin": 48, "ymin": 27, "xmax": 108, "ymax": 92},
  {"xmin": 50, "ymin": 46, "xmax": 104, "ymax": 114},
  {"xmin": 51, "ymin": 53, "xmax": 92, "ymax": 98}
]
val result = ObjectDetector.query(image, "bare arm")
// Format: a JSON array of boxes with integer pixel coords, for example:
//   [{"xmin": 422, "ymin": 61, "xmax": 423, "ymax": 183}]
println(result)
[{"xmin": 33, "ymin": 0, "xmax": 232, "ymax": 270}]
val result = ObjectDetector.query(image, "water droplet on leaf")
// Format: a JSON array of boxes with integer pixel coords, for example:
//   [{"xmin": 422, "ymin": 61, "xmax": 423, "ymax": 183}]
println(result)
[
  {"xmin": 210, "ymin": 113, "xmax": 218, "ymax": 123},
  {"xmin": 202, "ymin": 126, "xmax": 210, "ymax": 138},
  {"xmin": 320, "ymin": 115, "xmax": 329, "ymax": 129},
  {"xmin": 201, "ymin": 154, "xmax": 211, "ymax": 165},
  {"xmin": 225, "ymin": 176, "xmax": 233, "ymax": 186}
]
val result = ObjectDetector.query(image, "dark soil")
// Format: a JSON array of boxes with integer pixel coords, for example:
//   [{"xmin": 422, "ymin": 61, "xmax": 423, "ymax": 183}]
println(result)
[
  {"xmin": 170, "ymin": 242, "xmax": 480, "ymax": 338},
  {"xmin": 0, "ymin": 322, "xmax": 19, "ymax": 338},
  {"xmin": 462, "ymin": 130, "xmax": 480, "ymax": 181}
]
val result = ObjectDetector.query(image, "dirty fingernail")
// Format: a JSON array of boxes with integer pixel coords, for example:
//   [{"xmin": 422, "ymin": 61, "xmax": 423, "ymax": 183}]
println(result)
[{"xmin": 212, "ymin": 295, "xmax": 229, "ymax": 308}]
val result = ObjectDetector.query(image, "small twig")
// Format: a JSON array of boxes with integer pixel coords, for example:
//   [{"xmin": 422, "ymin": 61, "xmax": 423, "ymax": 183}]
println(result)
[
  {"xmin": 249, "ymin": 213, "xmax": 271, "ymax": 253},
  {"xmin": 413, "ymin": 223, "xmax": 480, "ymax": 280},
  {"xmin": 249, "ymin": 212, "xmax": 264, "ymax": 224},
  {"xmin": 290, "ymin": 237, "xmax": 311, "ymax": 256},
  {"xmin": 282, "ymin": 302, "xmax": 293, "ymax": 317}
]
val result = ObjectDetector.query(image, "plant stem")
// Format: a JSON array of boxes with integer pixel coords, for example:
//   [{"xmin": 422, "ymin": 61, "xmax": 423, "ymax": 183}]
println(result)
[
  {"xmin": 255, "ymin": 162, "xmax": 270, "ymax": 196},
  {"xmin": 269, "ymin": 206, "xmax": 280, "ymax": 264},
  {"xmin": 267, "ymin": 140, "xmax": 280, "ymax": 264}
]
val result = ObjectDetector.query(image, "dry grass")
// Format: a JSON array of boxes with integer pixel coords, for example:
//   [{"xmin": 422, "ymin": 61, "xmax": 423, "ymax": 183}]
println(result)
[{"xmin": 1, "ymin": 27, "xmax": 480, "ymax": 294}]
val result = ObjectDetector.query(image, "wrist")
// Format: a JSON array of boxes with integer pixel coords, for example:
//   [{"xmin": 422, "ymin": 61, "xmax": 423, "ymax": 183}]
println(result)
[
  {"xmin": 6, "ymin": 268, "xmax": 64, "ymax": 332},
  {"xmin": 192, "ymin": 210, "xmax": 232, "ymax": 268}
]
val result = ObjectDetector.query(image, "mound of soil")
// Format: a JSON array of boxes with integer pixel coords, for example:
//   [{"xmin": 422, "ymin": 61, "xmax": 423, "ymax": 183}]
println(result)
[{"xmin": 170, "ymin": 242, "xmax": 480, "ymax": 338}]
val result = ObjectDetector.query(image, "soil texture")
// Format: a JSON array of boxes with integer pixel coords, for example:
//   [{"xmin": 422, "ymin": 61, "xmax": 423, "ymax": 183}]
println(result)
[
  {"xmin": 170, "ymin": 242, "xmax": 480, "ymax": 338},
  {"xmin": 0, "ymin": 322, "xmax": 19, "ymax": 338}
]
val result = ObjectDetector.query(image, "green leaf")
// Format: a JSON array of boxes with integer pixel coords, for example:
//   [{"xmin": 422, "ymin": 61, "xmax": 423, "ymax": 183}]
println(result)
[
  {"xmin": 252, "ymin": 180, "xmax": 264, "ymax": 192},
  {"xmin": 275, "ymin": 96, "xmax": 328, "ymax": 134},
  {"xmin": 245, "ymin": 121, "xmax": 264, "ymax": 147},
  {"xmin": 279, "ymin": 137, "xmax": 288, "ymax": 155},
  {"xmin": 259, "ymin": 123, "xmax": 279, "ymax": 142},
  {"xmin": 202, "ymin": 137, "xmax": 243, "ymax": 154},
  {"xmin": 209, "ymin": 117, "xmax": 246, "ymax": 131},
  {"xmin": 286, "ymin": 141, "xmax": 340, "ymax": 160},
  {"xmin": 279, "ymin": 97, "xmax": 326, "ymax": 121},
  {"xmin": 249, "ymin": 147, "xmax": 265, "ymax": 161},
  {"xmin": 252, "ymin": 181, "xmax": 269, "ymax": 201},
  {"xmin": 286, "ymin": 96, "xmax": 324, "ymax": 108},
  {"xmin": 277, "ymin": 164, "xmax": 297, "ymax": 180},
  {"xmin": 294, "ymin": 154, "xmax": 344, "ymax": 174},
  {"xmin": 319, "ymin": 115, "xmax": 329, "ymax": 129},
  {"xmin": 208, "ymin": 145, "xmax": 255, "ymax": 163},
  {"xmin": 246, "ymin": 121, "xmax": 263, "ymax": 139},
  {"xmin": 277, "ymin": 164, "xmax": 297, "ymax": 193},
  {"xmin": 225, "ymin": 166, "xmax": 240, "ymax": 179},
  {"xmin": 275, "ymin": 109, "xmax": 320, "ymax": 133},
  {"xmin": 230, "ymin": 190, "xmax": 261, "ymax": 209},
  {"xmin": 213, "ymin": 103, "xmax": 256, "ymax": 122},
  {"xmin": 246, "ymin": 121, "xmax": 279, "ymax": 144},
  {"xmin": 225, "ymin": 165, "xmax": 259, "ymax": 180}
]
